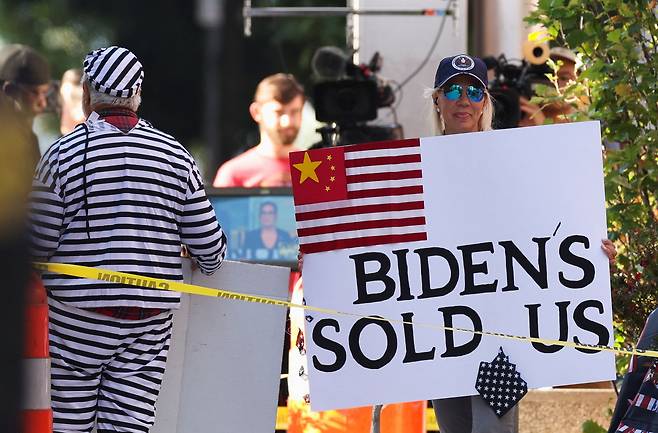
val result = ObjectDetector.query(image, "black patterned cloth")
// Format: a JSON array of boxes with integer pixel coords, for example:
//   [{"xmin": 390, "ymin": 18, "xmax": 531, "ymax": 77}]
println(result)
[
  {"xmin": 612, "ymin": 361, "xmax": 658, "ymax": 433},
  {"xmin": 475, "ymin": 347, "xmax": 528, "ymax": 417}
]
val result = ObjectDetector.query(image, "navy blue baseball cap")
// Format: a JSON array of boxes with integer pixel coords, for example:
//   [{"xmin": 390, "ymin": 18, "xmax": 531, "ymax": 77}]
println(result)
[{"xmin": 434, "ymin": 54, "xmax": 488, "ymax": 89}]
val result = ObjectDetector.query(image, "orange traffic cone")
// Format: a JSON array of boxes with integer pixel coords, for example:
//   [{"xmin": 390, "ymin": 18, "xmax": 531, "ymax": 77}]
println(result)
[{"xmin": 21, "ymin": 273, "xmax": 52, "ymax": 433}]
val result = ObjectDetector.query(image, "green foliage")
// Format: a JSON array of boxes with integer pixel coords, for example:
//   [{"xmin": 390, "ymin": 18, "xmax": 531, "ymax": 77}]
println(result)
[
  {"xmin": 0, "ymin": 0, "xmax": 112, "ymax": 77},
  {"xmin": 528, "ymin": 1, "xmax": 658, "ymax": 368},
  {"xmin": 614, "ymin": 322, "xmax": 631, "ymax": 374},
  {"xmin": 582, "ymin": 419, "xmax": 607, "ymax": 433}
]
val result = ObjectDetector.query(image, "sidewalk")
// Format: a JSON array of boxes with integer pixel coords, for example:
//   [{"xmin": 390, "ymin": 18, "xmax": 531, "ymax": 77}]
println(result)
[{"xmin": 519, "ymin": 388, "xmax": 616, "ymax": 433}]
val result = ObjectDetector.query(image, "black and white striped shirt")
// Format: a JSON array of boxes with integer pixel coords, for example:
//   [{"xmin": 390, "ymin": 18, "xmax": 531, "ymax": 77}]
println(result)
[{"xmin": 30, "ymin": 111, "xmax": 227, "ymax": 309}]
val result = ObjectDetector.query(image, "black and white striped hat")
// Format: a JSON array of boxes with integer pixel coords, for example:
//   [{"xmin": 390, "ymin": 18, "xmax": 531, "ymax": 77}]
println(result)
[{"xmin": 83, "ymin": 46, "xmax": 143, "ymax": 98}]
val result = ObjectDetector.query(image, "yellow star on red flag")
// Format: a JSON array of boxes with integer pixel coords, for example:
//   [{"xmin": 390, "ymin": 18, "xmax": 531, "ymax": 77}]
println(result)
[
  {"xmin": 289, "ymin": 146, "xmax": 348, "ymax": 205},
  {"xmin": 293, "ymin": 152, "xmax": 322, "ymax": 184}
]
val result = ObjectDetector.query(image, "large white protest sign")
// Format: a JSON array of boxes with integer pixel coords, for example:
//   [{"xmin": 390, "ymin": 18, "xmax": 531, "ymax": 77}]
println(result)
[{"xmin": 290, "ymin": 121, "xmax": 614, "ymax": 411}]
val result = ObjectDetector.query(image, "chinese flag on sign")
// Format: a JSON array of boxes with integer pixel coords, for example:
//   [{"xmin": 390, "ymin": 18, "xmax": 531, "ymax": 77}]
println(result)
[
  {"xmin": 290, "ymin": 147, "xmax": 348, "ymax": 205},
  {"xmin": 289, "ymin": 138, "xmax": 427, "ymax": 254}
]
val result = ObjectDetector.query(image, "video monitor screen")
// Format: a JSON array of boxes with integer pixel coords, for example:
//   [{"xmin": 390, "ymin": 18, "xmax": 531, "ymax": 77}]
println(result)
[{"xmin": 207, "ymin": 187, "xmax": 299, "ymax": 268}]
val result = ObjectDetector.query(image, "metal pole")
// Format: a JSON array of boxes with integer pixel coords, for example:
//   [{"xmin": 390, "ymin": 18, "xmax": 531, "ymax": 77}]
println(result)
[
  {"xmin": 245, "ymin": 7, "xmax": 453, "ymax": 16},
  {"xmin": 243, "ymin": 0, "xmax": 252, "ymax": 38},
  {"xmin": 203, "ymin": 26, "xmax": 221, "ymax": 179},
  {"xmin": 243, "ymin": 5, "xmax": 455, "ymax": 36},
  {"xmin": 197, "ymin": 0, "xmax": 224, "ymax": 181},
  {"xmin": 370, "ymin": 404, "xmax": 383, "ymax": 433},
  {"xmin": 347, "ymin": 0, "xmax": 358, "ymax": 61}
]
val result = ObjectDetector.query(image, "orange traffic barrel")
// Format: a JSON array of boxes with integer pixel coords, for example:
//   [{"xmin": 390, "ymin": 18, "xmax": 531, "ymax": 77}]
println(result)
[
  {"xmin": 21, "ymin": 273, "xmax": 52, "ymax": 433},
  {"xmin": 287, "ymin": 400, "xmax": 426, "ymax": 433}
]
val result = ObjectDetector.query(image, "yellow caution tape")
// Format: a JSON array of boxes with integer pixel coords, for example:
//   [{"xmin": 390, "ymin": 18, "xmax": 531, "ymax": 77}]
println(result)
[{"xmin": 34, "ymin": 262, "xmax": 657, "ymax": 359}]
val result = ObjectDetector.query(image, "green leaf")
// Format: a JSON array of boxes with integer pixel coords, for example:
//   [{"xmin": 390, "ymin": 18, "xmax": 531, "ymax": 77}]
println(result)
[
  {"xmin": 582, "ymin": 419, "xmax": 606, "ymax": 433},
  {"xmin": 610, "ymin": 176, "xmax": 632, "ymax": 189},
  {"xmin": 547, "ymin": 25, "xmax": 560, "ymax": 38},
  {"xmin": 618, "ymin": 3, "xmax": 634, "ymax": 17},
  {"xmin": 566, "ymin": 29, "xmax": 589, "ymax": 47},
  {"xmin": 607, "ymin": 29, "xmax": 623, "ymax": 43},
  {"xmin": 562, "ymin": 15, "xmax": 579, "ymax": 30}
]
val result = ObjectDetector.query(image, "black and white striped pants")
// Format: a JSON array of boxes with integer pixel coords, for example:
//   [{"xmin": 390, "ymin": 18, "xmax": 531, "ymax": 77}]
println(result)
[{"xmin": 48, "ymin": 299, "xmax": 173, "ymax": 433}]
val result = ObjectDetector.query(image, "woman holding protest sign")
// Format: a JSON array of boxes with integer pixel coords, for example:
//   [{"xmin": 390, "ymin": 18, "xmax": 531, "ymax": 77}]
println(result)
[
  {"xmin": 427, "ymin": 53, "xmax": 518, "ymax": 433},
  {"xmin": 427, "ymin": 53, "xmax": 618, "ymax": 433},
  {"xmin": 294, "ymin": 53, "xmax": 618, "ymax": 433}
]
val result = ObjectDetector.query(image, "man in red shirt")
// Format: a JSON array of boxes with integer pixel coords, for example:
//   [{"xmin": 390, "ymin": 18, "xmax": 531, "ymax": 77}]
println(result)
[{"xmin": 213, "ymin": 73, "xmax": 305, "ymax": 187}]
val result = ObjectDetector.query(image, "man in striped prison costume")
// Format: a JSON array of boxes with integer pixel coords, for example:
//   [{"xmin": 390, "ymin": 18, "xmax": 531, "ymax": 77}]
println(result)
[{"xmin": 29, "ymin": 46, "xmax": 227, "ymax": 433}]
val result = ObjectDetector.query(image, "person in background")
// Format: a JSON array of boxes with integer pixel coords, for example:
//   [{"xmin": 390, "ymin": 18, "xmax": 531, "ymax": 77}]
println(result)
[
  {"xmin": 0, "ymin": 43, "xmax": 51, "ymax": 164},
  {"xmin": 608, "ymin": 308, "xmax": 658, "ymax": 432},
  {"xmin": 243, "ymin": 201, "xmax": 294, "ymax": 260},
  {"xmin": 213, "ymin": 73, "xmax": 304, "ymax": 187},
  {"xmin": 0, "ymin": 88, "xmax": 36, "ymax": 433},
  {"xmin": 59, "ymin": 68, "xmax": 85, "ymax": 135},
  {"xmin": 518, "ymin": 47, "xmax": 579, "ymax": 127},
  {"xmin": 428, "ymin": 53, "xmax": 617, "ymax": 433},
  {"xmin": 29, "ymin": 46, "xmax": 227, "ymax": 433}
]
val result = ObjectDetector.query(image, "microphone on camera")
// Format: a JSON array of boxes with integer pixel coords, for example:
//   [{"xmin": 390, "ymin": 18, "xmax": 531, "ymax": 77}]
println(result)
[{"xmin": 311, "ymin": 46, "xmax": 349, "ymax": 81}]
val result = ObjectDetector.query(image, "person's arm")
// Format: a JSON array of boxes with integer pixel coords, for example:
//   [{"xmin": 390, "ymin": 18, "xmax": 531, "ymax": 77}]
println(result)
[
  {"xmin": 212, "ymin": 162, "xmax": 239, "ymax": 187},
  {"xmin": 29, "ymin": 155, "xmax": 64, "ymax": 261},
  {"xmin": 180, "ymin": 163, "xmax": 227, "ymax": 274},
  {"xmin": 518, "ymin": 96, "xmax": 546, "ymax": 127}
]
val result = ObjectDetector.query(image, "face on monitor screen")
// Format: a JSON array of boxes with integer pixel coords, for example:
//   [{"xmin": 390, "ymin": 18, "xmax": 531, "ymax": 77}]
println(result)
[{"xmin": 208, "ymin": 188, "xmax": 299, "ymax": 266}]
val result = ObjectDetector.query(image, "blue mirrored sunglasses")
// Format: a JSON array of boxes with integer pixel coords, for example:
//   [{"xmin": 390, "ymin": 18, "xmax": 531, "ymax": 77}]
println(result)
[{"xmin": 442, "ymin": 84, "xmax": 485, "ymax": 103}]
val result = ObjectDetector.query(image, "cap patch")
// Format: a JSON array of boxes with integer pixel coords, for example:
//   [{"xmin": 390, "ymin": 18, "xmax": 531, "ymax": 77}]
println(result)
[{"xmin": 452, "ymin": 55, "xmax": 475, "ymax": 71}]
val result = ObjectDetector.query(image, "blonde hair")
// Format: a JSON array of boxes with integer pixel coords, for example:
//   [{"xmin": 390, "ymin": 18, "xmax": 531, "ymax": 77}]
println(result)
[{"xmin": 424, "ymin": 86, "xmax": 494, "ymax": 135}]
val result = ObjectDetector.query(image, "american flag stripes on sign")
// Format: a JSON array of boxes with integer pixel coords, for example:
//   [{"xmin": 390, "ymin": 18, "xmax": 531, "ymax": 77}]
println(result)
[
  {"xmin": 290, "ymin": 139, "xmax": 427, "ymax": 254},
  {"xmin": 632, "ymin": 393, "xmax": 658, "ymax": 412},
  {"xmin": 616, "ymin": 424, "xmax": 651, "ymax": 433},
  {"xmin": 612, "ymin": 361, "xmax": 658, "ymax": 433}
]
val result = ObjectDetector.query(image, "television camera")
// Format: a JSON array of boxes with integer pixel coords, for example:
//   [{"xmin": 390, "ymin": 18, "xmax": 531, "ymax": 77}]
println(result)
[
  {"xmin": 311, "ymin": 46, "xmax": 402, "ymax": 147},
  {"xmin": 484, "ymin": 42, "xmax": 553, "ymax": 129}
]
